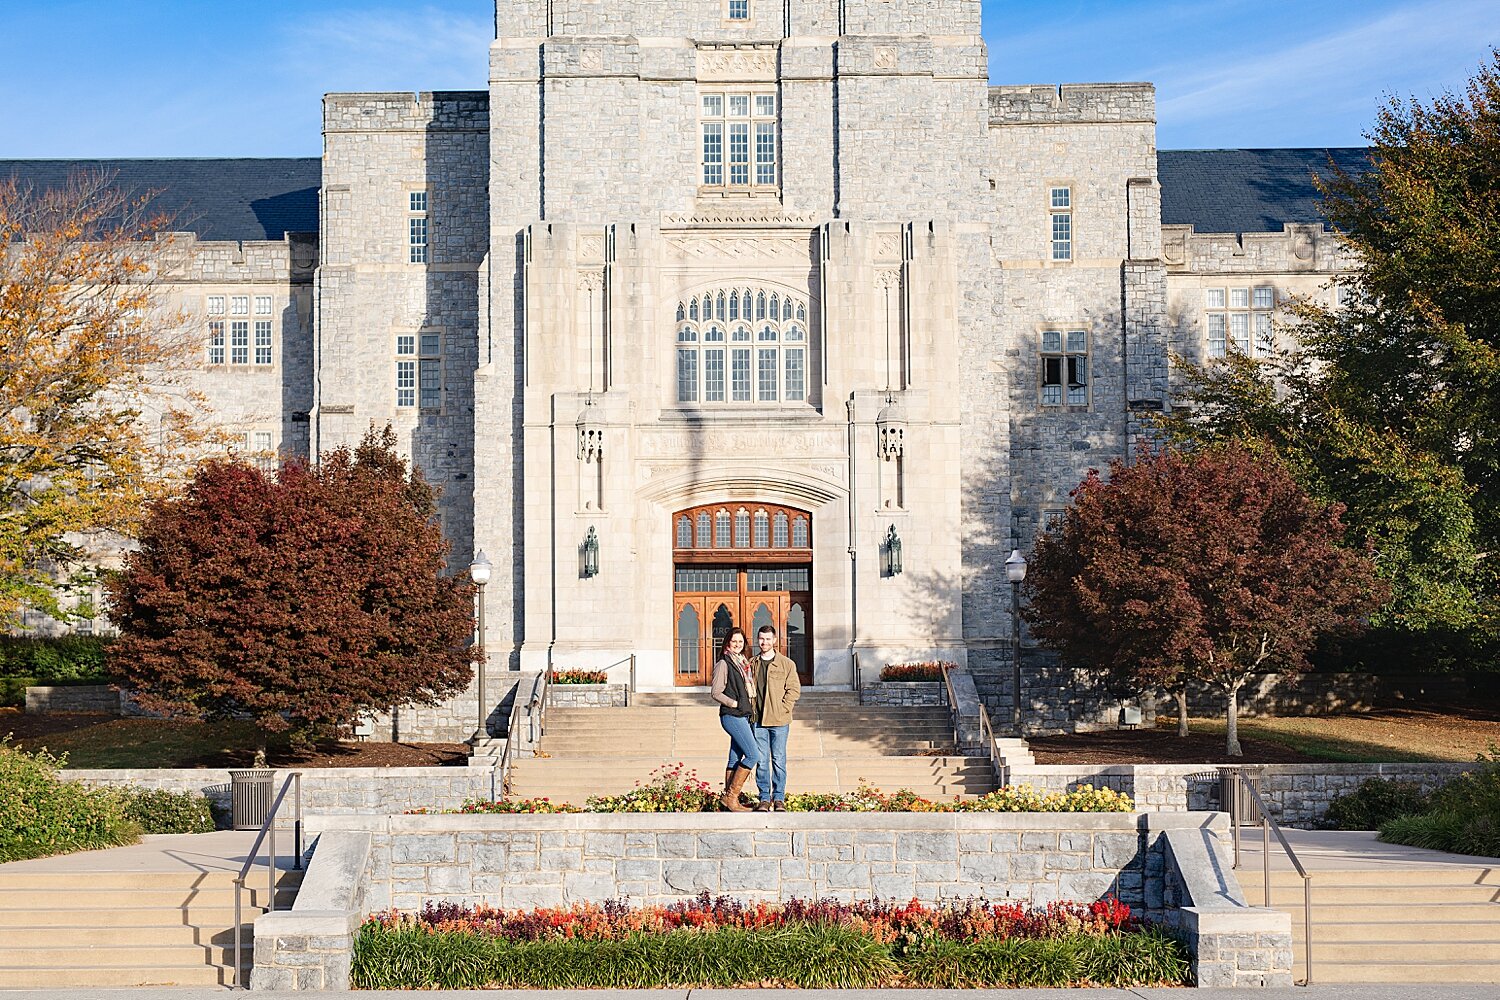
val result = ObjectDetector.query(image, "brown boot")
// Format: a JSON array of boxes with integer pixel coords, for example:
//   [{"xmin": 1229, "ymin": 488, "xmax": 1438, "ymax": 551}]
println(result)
[
  {"xmin": 723, "ymin": 768, "xmax": 735, "ymax": 793},
  {"xmin": 721, "ymin": 766, "xmax": 754, "ymax": 812}
]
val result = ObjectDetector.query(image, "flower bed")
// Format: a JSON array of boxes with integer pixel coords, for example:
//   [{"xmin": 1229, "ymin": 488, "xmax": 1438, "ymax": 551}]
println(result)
[
  {"xmin": 417, "ymin": 764, "xmax": 1134, "ymax": 815},
  {"xmin": 353, "ymin": 894, "xmax": 1188, "ymax": 989},
  {"xmin": 879, "ymin": 661, "xmax": 954, "ymax": 682},
  {"xmin": 550, "ymin": 669, "xmax": 609, "ymax": 684}
]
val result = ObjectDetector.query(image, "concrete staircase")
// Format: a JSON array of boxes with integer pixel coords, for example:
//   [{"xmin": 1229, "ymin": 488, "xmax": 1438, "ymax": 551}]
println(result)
[
  {"xmin": 0, "ymin": 868, "xmax": 301, "ymax": 988},
  {"xmin": 1237, "ymin": 865, "xmax": 1500, "ymax": 983},
  {"xmin": 509, "ymin": 690, "xmax": 997, "ymax": 804}
]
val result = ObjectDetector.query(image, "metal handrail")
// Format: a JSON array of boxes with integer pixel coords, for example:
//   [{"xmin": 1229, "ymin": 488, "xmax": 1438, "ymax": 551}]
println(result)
[
  {"xmin": 232, "ymin": 772, "xmax": 303, "ymax": 990},
  {"xmin": 569, "ymin": 654, "xmax": 637, "ymax": 706},
  {"xmin": 977, "ymin": 703, "xmax": 1001, "ymax": 783},
  {"xmin": 852, "ymin": 650, "xmax": 862, "ymax": 695},
  {"xmin": 939, "ymin": 662, "xmax": 963, "ymax": 752},
  {"xmin": 531, "ymin": 668, "xmax": 550, "ymax": 743},
  {"xmin": 1226, "ymin": 766, "xmax": 1314, "ymax": 986},
  {"xmin": 497, "ymin": 682, "xmax": 528, "ymax": 798}
]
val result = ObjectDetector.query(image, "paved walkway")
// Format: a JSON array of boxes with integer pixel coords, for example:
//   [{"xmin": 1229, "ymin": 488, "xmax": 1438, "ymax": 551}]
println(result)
[
  {"xmin": 1231, "ymin": 826, "xmax": 1500, "ymax": 872},
  {"xmin": 0, "ymin": 831, "xmax": 299, "ymax": 875}
]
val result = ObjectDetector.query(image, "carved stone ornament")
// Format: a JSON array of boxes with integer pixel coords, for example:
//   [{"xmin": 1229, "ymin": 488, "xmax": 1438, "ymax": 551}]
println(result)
[
  {"xmin": 578, "ymin": 269, "xmax": 605, "ymax": 292},
  {"xmin": 579, "ymin": 47, "xmax": 604, "ymax": 73},
  {"xmin": 668, "ymin": 235, "xmax": 813, "ymax": 261},
  {"xmin": 876, "ymin": 396, "xmax": 908, "ymax": 460},
  {"xmin": 697, "ymin": 46, "xmax": 776, "ymax": 82},
  {"xmin": 876, "ymin": 268, "xmax": 901, "ymax": 290},
  {"xmin": 577, "ymin": 404, "xmax": 604, "ymax": 463},
  {"xmin": 873, "ymin": 47, "xmax": 898, "ymax": 70}
]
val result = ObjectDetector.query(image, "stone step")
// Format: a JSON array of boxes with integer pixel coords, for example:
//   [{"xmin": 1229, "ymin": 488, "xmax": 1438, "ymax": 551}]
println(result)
[
  {"xmin": 1240, "ymin": 868, "xmax": 1500, "ymax": 888},
  {"xmin": 0, "ymin": 962, "xmax": 242, "ymax": 988},
  {"xmin": 1299, "ymin": 941, "xmax": 1500, "ymax": 964},
  {"xmin": 0, "ymin": 905, "xmax": 264, "ymax": 928},
  {"xmin": 1287, "ymin": 920, "xmax": 1500, "ymax": 944},
  {"xmin": 0, "ymin": 923, "xmax": 252, "ymax": 948},
  {"xmin": 0, "ymin": 943, "xmax": 242, "ymax": 967},
  {"xmin": 0, "ymin": 870, "xmax": 301, "ymax": 891},
  {"xmin": 1260, "ymin": 902, "xmax": 1500, "ymax": 922},
  {"xmin": 1292, "ymin": 961, "xmax": 1500, "ymax": 984},
  {"xmin": 1247, "ymin": 884, "xmax": 1500, "ymax": 905},
  {"xmin": 0, "ymin": 886, "xmax": 293, "ymax": 910}
]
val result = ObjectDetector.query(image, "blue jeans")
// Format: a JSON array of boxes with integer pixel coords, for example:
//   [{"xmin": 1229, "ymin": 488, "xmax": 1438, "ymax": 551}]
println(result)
[
  {"xmin": 753, "ymin": 724, "xmax": 789, "ymax": 802},
  {"xmin": 720, "ymin": 714, "xmax": 760, "ymax": 772}
]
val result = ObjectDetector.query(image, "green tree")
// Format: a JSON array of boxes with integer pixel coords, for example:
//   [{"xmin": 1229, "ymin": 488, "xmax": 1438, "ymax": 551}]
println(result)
[
  {"xmin": 1164, "ymin": 52, "xmax": 1500, "ymax": 666},
  {"xmin": 1024, "ymin": 445, "xmax": 1386, "ymax": 756},
  {"xmin": 105, "ymin": 427, "xmax": 475, "ymax": 743}
]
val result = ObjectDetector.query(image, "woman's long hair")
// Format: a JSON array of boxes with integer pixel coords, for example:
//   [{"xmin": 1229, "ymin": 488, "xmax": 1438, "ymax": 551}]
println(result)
[{"xmin": 720, "ymin": 626, "xmax": 750, "ymax": 665}]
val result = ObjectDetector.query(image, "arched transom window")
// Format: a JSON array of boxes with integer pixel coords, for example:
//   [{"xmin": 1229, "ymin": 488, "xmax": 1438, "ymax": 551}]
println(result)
[
  {"xmin": 675, "ymin": 287, "xmax": 809, "ymax": 405},
  {"xmin": 673, "ymin": 502, "xmax": 812, "ymax": 557}
]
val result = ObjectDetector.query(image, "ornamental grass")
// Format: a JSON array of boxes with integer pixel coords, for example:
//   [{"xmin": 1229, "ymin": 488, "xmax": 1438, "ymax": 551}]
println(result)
[
  {"xmin": 432, "ymin": 765, "xmax": 1133, "ymax": 815},
  {"xmin": 352, "ymin": 894, "xmax": 1187, "ymax": 989}
]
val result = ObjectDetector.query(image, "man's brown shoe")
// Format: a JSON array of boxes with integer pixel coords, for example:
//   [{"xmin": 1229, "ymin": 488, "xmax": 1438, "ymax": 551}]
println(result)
[
  {"xmin": 772, "ymin": 800, "xmax": 787, "ymax": 812},
  {"xmin": 754, "ymin": 800, "xmax": 772, "ymax": 812}
]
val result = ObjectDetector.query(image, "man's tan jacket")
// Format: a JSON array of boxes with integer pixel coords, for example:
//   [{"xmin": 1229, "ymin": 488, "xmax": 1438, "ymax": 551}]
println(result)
[{"xmin": 753, "ymin": 652, "xmax": 801, "ymax": 727}]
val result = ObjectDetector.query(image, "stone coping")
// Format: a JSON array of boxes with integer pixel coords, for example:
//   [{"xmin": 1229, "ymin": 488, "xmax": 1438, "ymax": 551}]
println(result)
[
  {"xmin": 309, "ymin": 810, "xmax": 1227, "ymax": 835},
  {"xmin": 66, "ymin": 765, "xmax": 467, "ymax": 779},
  {"xmin": 1010, "ymin": 762, "xmax": 1473, "ymax": 775}
]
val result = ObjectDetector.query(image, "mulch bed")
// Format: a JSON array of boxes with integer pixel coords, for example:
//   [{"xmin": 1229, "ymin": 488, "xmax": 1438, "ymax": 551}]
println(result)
[
  {"xmin": 1027, "ymin": 728, "xmax": 1323, "ymax": 765},
  {"xmin": 0, "ymin": 708, "xmax": 469, "ymax": 768}
]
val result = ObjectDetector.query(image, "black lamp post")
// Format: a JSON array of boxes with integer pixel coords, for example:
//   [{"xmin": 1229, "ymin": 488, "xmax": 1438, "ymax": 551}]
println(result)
[
  {"xmin": 1005, "ymin": 548, "xmax": 1028, "ymax": 734},
  {"xmin": 469, "ymin": 549, "xmax": 491, "ymax": 743}
]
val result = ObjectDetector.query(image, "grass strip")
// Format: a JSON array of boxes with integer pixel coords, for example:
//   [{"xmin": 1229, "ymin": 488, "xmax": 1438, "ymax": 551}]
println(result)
[{"xmin": 352, "ymin": 922, "xmax": 1188, "ymax": 989}]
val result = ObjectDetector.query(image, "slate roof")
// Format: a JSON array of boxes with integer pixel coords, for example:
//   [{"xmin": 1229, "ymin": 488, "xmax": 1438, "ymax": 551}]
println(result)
[
  {"xmin": 1158, "ymin": 148, "xmax": 1371, "ymax": 235},
  {"xmin": 1, "ymin": 150, "xmax": 1371, "ymax": 242},
  {"xmin": 0, "ymin": 159, "xmax": 320, "ymax": 242}
]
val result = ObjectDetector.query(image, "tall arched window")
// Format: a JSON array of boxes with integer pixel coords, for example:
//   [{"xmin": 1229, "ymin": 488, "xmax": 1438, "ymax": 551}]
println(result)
[{"xmin": 674, "ymin": 285, "xmax": 812, "ymax": 406}]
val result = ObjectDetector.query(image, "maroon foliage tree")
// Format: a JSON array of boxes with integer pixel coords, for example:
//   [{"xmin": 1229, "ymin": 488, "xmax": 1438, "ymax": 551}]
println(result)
[
  {"xmin": 105, "ymin": 427, "xmax": 475, "ymax": 743},
  {"xmin": 1024, "ymin": 443, "xmax": 1386, "ymax": 756}
]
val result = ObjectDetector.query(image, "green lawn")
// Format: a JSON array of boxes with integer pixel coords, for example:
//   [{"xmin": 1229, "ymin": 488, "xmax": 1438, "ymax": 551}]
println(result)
[{"xmin": 1188, "ymin": 711, "xmax": 1494, "ymax": 764}]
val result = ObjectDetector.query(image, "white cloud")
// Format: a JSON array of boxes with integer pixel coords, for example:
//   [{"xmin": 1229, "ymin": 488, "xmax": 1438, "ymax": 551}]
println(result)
[{"xmin": 278, "ymin": 4, "xmax": 492, "ymax": 93}]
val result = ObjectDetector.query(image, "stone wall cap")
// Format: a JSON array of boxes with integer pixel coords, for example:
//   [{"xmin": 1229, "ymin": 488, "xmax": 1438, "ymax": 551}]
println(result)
[
  {"xmin": 1181, "ymin": 905, "xmax": 1292, "ymax": 935},
  {"xmin": 254, "ymin": 909, "xmax": 359, "ymax": 936},
  {"xmin": 306, "ymin": 811, "xmax": 1215, "ymax": 835}
]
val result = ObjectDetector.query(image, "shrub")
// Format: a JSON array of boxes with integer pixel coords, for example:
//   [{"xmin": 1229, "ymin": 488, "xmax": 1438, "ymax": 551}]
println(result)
[
  {"xmin": 114, "ymin": 787, "xmax": 218, "ymax": 834},
  {"xmin": 0, "ymin": 738, "xmax": 140, "ymax": 862},
  {"xmin": 586, "ymin": 763, "xmax": 718, "ymax": 813},
  {"xmin": 879, "ymin": 661, "xmax": 952, "ymax": 682},
  {"xmin": 1379, "ymin": 749, "xmax": 1500, "ymax": 857},
  {"xmin": 440, "ymin": 773, "xmax": 1132, "ymax": 815},
  {"xmin": 550, "ymin": 669, "xmax": 609, "ymax": 685},
  {"xmin": 1323, "ymin": 778, "xmax": 1430, "ymax": 830},
  {"xmin": 352, "ymin": 896, "xmax": 1187, "ymax": 990},
  {"xmin": 0, "ymin": 635, "xmax": 113, "ymax": 681}
]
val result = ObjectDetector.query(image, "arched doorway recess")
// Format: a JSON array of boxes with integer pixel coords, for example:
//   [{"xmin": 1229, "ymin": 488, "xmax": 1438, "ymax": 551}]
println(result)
[{"xmin": 671, "ymin": 501, "xmax": 813, "ymax": 687}]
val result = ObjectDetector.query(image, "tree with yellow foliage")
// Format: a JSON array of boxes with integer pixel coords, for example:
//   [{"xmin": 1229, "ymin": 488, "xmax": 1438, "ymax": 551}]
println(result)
[{"xmin": 0, "ymin": 170, "xmax": 211, "ymax": 626}]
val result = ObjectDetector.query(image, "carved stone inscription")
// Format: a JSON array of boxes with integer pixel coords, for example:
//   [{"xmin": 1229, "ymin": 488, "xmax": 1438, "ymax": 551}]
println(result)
[{"xmin": 638, "ymin": 427, "xmax": 845, "ymax": 459}]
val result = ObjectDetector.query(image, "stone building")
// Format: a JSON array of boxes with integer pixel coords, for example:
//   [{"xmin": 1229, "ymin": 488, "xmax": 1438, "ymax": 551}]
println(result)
[{"xmin": 3, "ymin": 1, "xmax": 1368, "ymax": 737}]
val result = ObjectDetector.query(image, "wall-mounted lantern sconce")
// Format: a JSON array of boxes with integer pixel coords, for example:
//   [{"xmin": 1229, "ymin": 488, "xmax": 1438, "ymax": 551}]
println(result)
[
  {"xmin": 882, "ymin": 524, "xmax": 903, "ymax": 577},
  {"xmin": 581, "ymin": 526, "xmax": 600, "ymax": 578}
]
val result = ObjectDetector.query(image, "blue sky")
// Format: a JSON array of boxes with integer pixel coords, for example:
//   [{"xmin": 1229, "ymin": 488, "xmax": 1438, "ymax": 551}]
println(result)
[{"xmin": 2, "ymin": 0, "xmax": 1496, "ymax": 157}]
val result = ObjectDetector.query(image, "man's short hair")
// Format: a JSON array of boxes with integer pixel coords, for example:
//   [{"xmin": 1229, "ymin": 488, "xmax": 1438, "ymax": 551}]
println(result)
[{"xmin": 757, "ymin": 624, "xmax": 778, "ymax": 638}]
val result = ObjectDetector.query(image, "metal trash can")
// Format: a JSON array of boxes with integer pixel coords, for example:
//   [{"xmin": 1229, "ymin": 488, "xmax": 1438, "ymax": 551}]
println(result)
[
  {"xmin": 229, "ymin": 769, "xmax": 274, "ymax": 830},
  {"xmin": 1218, "ymin": 765, "xmax": 1263, "ymax": 827}
]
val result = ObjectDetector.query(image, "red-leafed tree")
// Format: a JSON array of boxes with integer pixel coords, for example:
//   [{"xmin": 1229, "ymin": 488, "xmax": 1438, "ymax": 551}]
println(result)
[
  {"xmin": 105, "ymin": 427, "xmax": 475, "ymax": 743},
  {"xmin": 1024, "ymin": 443, "xmax": 1387, "ymax": 756}
]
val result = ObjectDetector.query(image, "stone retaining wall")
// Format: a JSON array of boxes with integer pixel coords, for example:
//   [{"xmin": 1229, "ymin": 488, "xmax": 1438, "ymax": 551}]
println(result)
[
  {"xmin": 859, "ymin": 681, "xmax": 947, "ymax": 707},
  {"xmin": 548, "ymin": 683, "xmax": 628, "ymax": 708},
  {"xmin": 24, "ymin": 684, "xmax": 147, "ymax": 716},
  {"xmin": 1004, "ymin": 762, "xmax": 1474, "ymax": 827},
  {"xmin": 307, "ymin": 810, "xmax": 1218, "ymax": 915},
  {"xmin": 67, "ymin": 766, "xmax": 497, "ymax": 825}
]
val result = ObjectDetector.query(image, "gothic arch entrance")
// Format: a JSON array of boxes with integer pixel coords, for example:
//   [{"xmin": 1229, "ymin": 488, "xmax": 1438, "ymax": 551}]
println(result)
[{"xmin": 671, "ymin": 502, "xmax": 813, "ymax": 687}]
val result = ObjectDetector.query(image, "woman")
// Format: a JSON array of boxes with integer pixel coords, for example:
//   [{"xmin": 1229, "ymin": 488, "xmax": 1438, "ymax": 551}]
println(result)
[{"xmin": 710, "ymin": 627, "xmax": 759, "ymax": 812}]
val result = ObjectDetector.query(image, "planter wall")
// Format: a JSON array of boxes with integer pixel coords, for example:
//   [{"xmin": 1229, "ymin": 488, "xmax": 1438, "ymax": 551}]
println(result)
[
  {"xmin": 548, "ymin": 683, "xmax": 627, "ymax": 708},
  {"xmin": 860, "ymin": 681, "xmax": 947, "ymax": 707}
]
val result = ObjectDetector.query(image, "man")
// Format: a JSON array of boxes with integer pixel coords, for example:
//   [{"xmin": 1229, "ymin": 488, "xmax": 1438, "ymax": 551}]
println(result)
[{"xmin": 750, "ymin": 623, "xmax": 800, "ymax": 811}]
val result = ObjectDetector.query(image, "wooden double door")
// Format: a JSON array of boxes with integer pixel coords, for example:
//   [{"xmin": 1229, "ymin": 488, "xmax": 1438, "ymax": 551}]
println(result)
[{"xmin": 673, "ymin": 565, "xmax": 812, "ymax": 687}]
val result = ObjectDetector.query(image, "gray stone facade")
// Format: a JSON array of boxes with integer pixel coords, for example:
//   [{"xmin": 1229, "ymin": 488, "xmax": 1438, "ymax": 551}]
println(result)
[
  {"xmin": 859, "ymin": 680, "xmax": 946, "ymax": 707},
  {"xmin": 15, "ymin": 1, "xmax": 1364, "ymax": 742}
]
